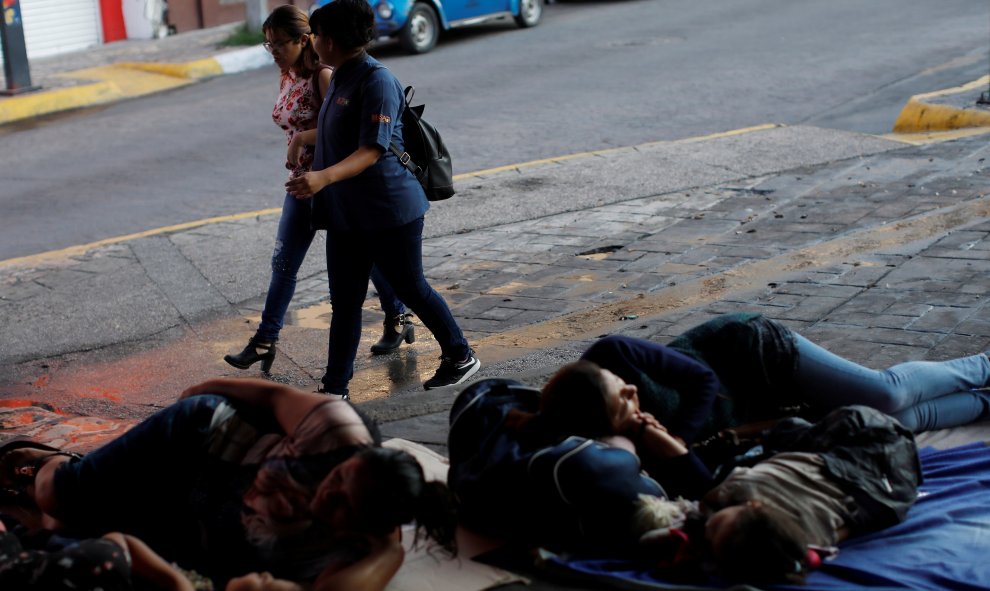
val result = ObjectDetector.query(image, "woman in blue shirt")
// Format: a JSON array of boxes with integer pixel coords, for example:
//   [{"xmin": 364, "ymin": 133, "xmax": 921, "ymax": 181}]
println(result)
[{"xmin": 286, "ymin": 0, "xmax": 480, "ymax": 397}]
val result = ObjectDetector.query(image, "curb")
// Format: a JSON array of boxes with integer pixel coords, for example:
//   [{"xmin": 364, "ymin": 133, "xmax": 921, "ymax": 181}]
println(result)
[
  {"xmin": 0, "ymin": 45, "xmax": 270, "ymax": 126},
  {"xmin": 892, "ymin": 75, "xmax": 990, "ymax": 133}
]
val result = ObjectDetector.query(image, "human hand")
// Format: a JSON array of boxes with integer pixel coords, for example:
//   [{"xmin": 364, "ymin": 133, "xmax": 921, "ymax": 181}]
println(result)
[
  {"xmin": 285, "ymin": 170, "xmax": 329, "ymax": 199},
  {"xmin": 226, "ymin": 572, "xmax": 303, "ymax": 591},
  {"xmin": 287, "ymin": 135, "xmax": 306, "ymax": 168},
  {"xmin": 635, "ymin": 411, "xmax": 665, "ymax": 431}
]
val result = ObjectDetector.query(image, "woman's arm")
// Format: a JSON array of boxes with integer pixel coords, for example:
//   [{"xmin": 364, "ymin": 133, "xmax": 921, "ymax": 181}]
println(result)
[
  {"xmin": 637, "ymin": 422, "xmax": 690, "ymax": 459},
  {"xmin": 285, "ymin": 145, "xmax": 383, "ymax": 199},
  {"xmin": 318, "ymin": 67, "xmax": 332, "ymax": 99},
  {"xmin": 310, "ymin": 534, "xmax": 404, "ymax": 591},
  {"xmin": 102, "ymin": 532, "xmax": 194, "ymax": 591},
  {"xmin": 582, "ymin": 336, "xmax": 720, "ymax": 443},
  {"xmin": 288, "ymin": 129, "xmax": 318, "ymax": 167},
  {"xmin": 287, "ymin": 68, "xmax": 333, "ymax": 168},
  {"xmin": 180, "ymin": 378, "xmax": 326, "ymax": 436},
  {"xmin": 634, "ymin": 425, "xmax": 715, "ymax": 499}
]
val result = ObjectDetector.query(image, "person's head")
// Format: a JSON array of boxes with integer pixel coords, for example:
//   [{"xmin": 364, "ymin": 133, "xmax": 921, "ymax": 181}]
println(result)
[
  {"xmin": 262, "ymin": 4, "xmax": 319, "ymax": 75},
  {"xmin": 540, "ymin": 360, "xmax": 640, "ymax": 439},
  {"xmin": 310, "ymin": 0, "xmax": 376, "ymax": 66},
  {"xmin": 704, "ymin": 500, "xmax": 810, "ymax": 584},
  {"xmin": 309, "ymin": 447, "xmax": 457, "ymax": 553}
]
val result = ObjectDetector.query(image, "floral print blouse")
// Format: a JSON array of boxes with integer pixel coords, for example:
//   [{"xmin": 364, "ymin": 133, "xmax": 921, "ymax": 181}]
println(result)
[{"xmin": 273, "ymin": 67, "xmax": 328, "ymax": 180}]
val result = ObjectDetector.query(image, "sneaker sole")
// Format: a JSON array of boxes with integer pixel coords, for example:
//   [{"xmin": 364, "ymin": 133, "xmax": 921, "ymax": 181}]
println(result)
[{"xmin": 424, "ymin": 358, "xmax": 481, "ymax": 390}]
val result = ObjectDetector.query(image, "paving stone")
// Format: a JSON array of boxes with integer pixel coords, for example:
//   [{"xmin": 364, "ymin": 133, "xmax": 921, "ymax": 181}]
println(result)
[
  {"xmin": 955, "ymin": 318, "xmax": 990, "ymax": 338},
  {"xmin": 774, "ymin": 281, "xmax": 862, "ymax": 299},
  {"xmin": 927, "ymin": 334, "xmax": 990, "ymax": 361},
  {"xmin": 908, "ymin": 306, "xmax": 979, "ymax": 333}
]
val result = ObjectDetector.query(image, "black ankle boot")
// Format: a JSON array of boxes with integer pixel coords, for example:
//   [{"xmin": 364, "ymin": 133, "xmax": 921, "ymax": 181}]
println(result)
[
  {"xmin": 224, "ymin": 337, "xmax": 277, "ymax": 372},
  {"xmin": 370, "ymin": 314, "xmax": 415, "ymax": 355}
]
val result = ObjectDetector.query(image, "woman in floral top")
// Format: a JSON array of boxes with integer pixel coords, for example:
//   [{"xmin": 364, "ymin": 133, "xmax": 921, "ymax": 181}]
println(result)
[{"xmin": 225, "ymin": 5, "xmax": 412, "ymax": 383}]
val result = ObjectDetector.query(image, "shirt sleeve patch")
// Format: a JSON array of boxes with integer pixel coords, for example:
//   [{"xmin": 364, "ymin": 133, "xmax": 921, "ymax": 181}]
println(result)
[
  {"xmin": 371, "ymin": 114, "xmax": 392, "ymax": 124},
  {"xmin": 336, "ymin": 97, "xmax": 350, "ymax": 106}
]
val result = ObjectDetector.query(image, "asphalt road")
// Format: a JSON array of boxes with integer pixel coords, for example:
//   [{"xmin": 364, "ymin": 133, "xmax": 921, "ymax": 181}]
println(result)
[{"xmin": 1, "ymin": 0, "xmax": 988, "ymax": 260}]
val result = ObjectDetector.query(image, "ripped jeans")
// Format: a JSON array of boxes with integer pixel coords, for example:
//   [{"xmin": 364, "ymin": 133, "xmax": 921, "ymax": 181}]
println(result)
[{"xmin": 256, "ymin": 193, "xmax": 405, "ymax": 342}]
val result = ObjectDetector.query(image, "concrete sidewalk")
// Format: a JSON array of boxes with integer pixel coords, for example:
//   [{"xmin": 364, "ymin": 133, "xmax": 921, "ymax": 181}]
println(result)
[
  {"xmin": 2, "ymin": 123, "xmax": 989, "ymax": 445},
  {"xmin": 2, "ymin": 122, "xmax": 990, "ymax": 590}
]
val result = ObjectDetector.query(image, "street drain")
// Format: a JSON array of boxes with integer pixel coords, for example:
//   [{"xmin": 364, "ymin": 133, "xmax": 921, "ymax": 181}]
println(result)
[{"xmin": 576, "ymin": 245, "xmax": 624, "ymax": 260}]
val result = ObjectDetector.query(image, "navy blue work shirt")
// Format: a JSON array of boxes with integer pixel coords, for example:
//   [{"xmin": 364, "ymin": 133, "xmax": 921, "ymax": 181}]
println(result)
[{"xmin": 311, "ymin": 53, "xmax": 428, "ymax": 232}]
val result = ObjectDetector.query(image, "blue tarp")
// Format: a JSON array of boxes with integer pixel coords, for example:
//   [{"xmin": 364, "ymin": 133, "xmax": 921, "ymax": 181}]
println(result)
[{"xmin": 545, "ymin": 443, "xmax": 990, "ymax": 591}]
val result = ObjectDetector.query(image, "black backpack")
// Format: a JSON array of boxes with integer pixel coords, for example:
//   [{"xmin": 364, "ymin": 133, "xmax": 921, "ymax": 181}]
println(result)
[{"xmin": 389, "ymin": 86, "xmax": 455, "ymax": 201}]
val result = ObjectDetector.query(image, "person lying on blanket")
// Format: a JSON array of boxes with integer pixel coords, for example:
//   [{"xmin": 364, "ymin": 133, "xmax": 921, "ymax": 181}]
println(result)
[
  {"xmin": 0, "ymin": 378, "xmax": 456, "ymax": 591},
  {"xmin": 579, "ymin": 312, "xmax": 990, "ymax": 440},
  {"xmin": 448, "ymin": 371, "xmax": 922, "ymax": 584},
  {"xmin": 0, "ymin": 511, "xmax": 196, "ymax": 590}
]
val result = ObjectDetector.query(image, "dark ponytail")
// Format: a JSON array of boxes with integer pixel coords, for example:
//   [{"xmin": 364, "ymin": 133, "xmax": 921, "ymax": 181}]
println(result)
[
  {"xmin": 412, "ymin": 479, "xmax": 458, "ymax": 554},
  {"xmin": 356, "ymin": 447, "xmax": 458, "ymax": 555}
]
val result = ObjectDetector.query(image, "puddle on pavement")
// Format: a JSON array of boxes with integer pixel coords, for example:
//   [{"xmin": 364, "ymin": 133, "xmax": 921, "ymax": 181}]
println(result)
[{"xmin": 285, "ymin": 300, "xmax": 393, "ymax": 330}]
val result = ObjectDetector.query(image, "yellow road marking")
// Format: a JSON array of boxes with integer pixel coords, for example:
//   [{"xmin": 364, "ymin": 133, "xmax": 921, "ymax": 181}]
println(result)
[
  {"xmin": 882, "ymin": 126, "xmax": 990, "ymax": 145},
  {"xmin": 0, "ymin": 123, "xmax": 780, "ymax": 270},
  {"xmin": 456, "ymin": 123, "xmax": 781, "ymax": 178},
  {"xmin": 0, "ymin": 209, "xmax": 281, "ymax": 269}
]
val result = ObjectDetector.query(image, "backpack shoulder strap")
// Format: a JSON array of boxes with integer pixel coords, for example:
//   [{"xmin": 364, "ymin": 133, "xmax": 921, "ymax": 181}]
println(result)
[{"xmin": 389, "ymin": 85, "xmax": 420, "ymax": 176}]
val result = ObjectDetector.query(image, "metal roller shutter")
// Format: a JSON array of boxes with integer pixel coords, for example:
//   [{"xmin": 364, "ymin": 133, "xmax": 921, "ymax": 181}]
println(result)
[{"xmin": 15, "ymin": 0, "xmax": 102, "ymax": 60}]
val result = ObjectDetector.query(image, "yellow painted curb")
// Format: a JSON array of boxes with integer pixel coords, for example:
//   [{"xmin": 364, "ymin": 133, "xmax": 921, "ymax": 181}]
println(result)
[
  {"xmin": 892, "ymin": 76, "xmax": 990, "ymax": 133},
  {"xmin": 882, "ymin": 126, "xmax": 990, "ymax": 146},
  {"xmin": 0, "ymin": 58, "xmax": 224, "ymax": 126},
  {"xmin": 0, "ymin": 81, "xmax": 121, "ymax": 124},
  {"xmin": 117, "ymin": 58, "xmax": 224, "ymax": 80}
]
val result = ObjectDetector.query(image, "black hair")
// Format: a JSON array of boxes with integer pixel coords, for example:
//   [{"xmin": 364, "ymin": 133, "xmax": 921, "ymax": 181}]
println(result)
[
  {"xmin": 351, "ymin": 403, "xmax": 383, "ymax": 446},
  {"xmin": 310, "ymin": 0, "xmax": 376, "ymax": 53},
  {"xmin": 714, "ymin": 503, "xmax": 810, "ymax": 584},
  {"xmin": 354, "ymin": 447, "xmax": 458, "ymax": 554},
  {"xmin": 538, "ymin": 360, "xmax": 615, "ymax": 441}
]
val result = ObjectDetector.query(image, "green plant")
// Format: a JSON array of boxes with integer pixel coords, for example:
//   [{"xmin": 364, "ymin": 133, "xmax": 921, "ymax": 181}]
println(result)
[{"xmin": 220, "ymin": 24, "xmax": 265, "ymax": 47}]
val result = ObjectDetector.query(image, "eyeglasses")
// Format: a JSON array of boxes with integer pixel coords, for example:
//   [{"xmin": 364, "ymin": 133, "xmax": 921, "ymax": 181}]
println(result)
[{"xmin": 263, "ymin": 38, "xmax": 299, "ymax": 53}]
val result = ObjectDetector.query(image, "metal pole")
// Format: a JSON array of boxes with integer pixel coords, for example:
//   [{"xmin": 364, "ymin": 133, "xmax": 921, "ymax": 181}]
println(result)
[{"xmin": 1, "ymin": 0, "xmax": 40, "ymax": 95}]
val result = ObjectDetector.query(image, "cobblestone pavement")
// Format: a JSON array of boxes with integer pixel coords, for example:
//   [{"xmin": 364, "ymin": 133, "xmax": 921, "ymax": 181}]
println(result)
[
  {"xmin": 2, "ymin": 123, "xmax": 989, "ymax": 591},
  {"xmin": 2, "ymin": 126, "xmax": 989, "ymax": 446},
  {"xmin": 3, "ymin": 20, "xmax": 990, "ymax": 591}
]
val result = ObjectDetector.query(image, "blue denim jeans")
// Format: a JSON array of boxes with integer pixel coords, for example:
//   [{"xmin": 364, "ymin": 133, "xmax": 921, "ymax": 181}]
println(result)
[
  {"xmin": 792, "ymin": 334, "xmax": 990, "ymax": 431},
  {"xmin": 51, "ymin": 395, "xmax": 226, "ymax": 566},
  {"xmin": 321, "ymin": 217, "xmax": 470, "ymax": 395},
  {"xmin": 256, "ymin": 194, "xmax": 404, "ymax": 341}
]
